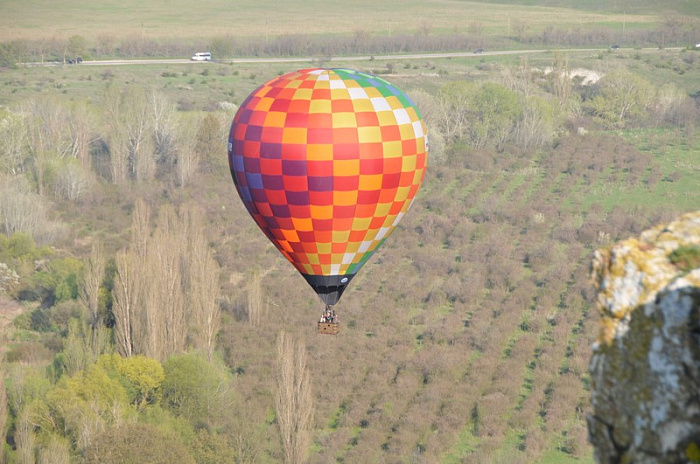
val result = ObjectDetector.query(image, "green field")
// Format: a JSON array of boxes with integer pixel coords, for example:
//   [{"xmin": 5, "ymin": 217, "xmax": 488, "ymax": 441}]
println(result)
[{"xmin": 0, "ymin": 0, "xmax": 658, "ymax": 41}]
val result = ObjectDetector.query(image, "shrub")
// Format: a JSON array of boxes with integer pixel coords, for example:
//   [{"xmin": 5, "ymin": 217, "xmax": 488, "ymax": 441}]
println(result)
[{"xmin": 84, "ymin": 423, "xmax": 195, "ymax": 464}]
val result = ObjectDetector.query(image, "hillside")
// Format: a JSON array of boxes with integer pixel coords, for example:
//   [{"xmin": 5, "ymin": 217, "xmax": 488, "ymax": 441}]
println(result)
[
  {"xmin": 0, "ymin": 17, "xmax": 698, "ymax": 464},
  {"xmin": 472, "ymin": 0, "xmax": 700, "ymax": 17}
]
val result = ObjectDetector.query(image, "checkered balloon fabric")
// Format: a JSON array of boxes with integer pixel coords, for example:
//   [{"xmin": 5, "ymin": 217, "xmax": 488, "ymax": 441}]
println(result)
[{"xmin": 228, "ymin": 68, "xmax": 428, "ymax": 304}]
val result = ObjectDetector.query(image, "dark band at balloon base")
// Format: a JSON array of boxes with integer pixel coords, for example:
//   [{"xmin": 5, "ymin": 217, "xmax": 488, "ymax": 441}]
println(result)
[{"xmin": 302, "ymin": 274, "xmax": 356, "ymax": 306}]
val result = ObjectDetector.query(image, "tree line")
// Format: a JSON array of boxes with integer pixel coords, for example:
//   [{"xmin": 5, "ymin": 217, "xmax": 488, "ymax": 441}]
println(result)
[{"xmin": 1, "ymin": 13, "xmax": 698, "ymax": 66}]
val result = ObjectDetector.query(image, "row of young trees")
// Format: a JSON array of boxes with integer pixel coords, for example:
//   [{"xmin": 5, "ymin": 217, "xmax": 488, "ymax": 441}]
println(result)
[
  {"xmin": 0, "ymin": 87, "xmax": 227, "ymax": 193},
  {"xmin": 0, "ymin": 87, "xmax": 229, "ymax": 245},
  {"xmin": 112, "ymin": 199, "xmax": 220, "ymax": 362}
]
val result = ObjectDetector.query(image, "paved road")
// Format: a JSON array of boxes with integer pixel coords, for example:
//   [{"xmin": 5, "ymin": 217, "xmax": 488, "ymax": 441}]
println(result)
[{"xmin": 23, "ymin": 47, "xmax": 680, "ymax": 67}]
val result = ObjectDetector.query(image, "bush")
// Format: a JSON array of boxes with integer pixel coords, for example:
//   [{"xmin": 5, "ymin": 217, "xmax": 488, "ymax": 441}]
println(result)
[
  {"xmin": 161, "ymin": 353, "xmax": 232, "ymax": 427},
  {"xmin": 84, "ymin": 423, "xmax": 195, "ymax": 464}
]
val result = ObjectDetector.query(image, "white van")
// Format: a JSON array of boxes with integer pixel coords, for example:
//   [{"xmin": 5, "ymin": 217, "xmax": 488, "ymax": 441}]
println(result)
[{"xmin": 191, "ymin": 52, "xmax": 212, "ymax": 61}]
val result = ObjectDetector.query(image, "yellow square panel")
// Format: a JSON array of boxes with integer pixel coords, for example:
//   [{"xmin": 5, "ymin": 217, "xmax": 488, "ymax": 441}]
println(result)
[
  {"xmin": 385, "ymin": 96, "xmax": 403, "ymax": 110},
  {"xmin": 374, "ymin": 202, "xmax": 392, "ymax": 217},
  {"xmin": 332, "ymin": 230, "xmax": 351, "ymax": 243},
  {"xmin": 351, "ymin": 216, "xmax": 372, "ymax": 231},
  {"xmin": 382, "ymin": 141, "xmax": 403, "ymax": 158},
  {"xmin": 363, "ymin": 87, "xmax": 382, "ymax": 99},
  {"xmin": 413, "ymin": 169, "xmax": 425, "ymax": 184},
  {"xmin": 300, "ymin": 263, "xmax": 314, "ymax": 273},
  {"xmin": 332, "ymin": 112, "xmax": 358, "ymax": 128},
  {"xmin": 330, "ymin": 88, "xmax": 351, "ymax": 100},
  {"xmin": 293, "ymin": 88, "xmax": 313, "ymax": 100},
  {"xmin": 351, "ymin": 99, "xmax": 374, "ymax": 113},
  {"xmin": 309, "ymin": 99, "xmax": 332, "ymax": 113},
  {"xmin": 316, "ymin": 242, "xmax": 332, "ymax": 254},
  {"xmin": 344, "ymin": 241, "xmax": 360, "ymax": 253},
  {"xmin": 358, "ymin": 126, "xmax": 383, "ymax": 143},
  {"xmin": 394, "ymin": 186, "xmax": 411, "ymax": 202},
  {"xmin": 402, "ymin": 155, "xmax": 417, "ymax": 172},
  {"xmin": 399, "ymin": 124, "xmax": 415, "ymax": 140},
  {"xmin": 377, "ymin": 111, "xmax": 396, "ymax": 126},
  {"xmin": 362, "ymin": 229, "xmax": 378, "ymax": 242}
]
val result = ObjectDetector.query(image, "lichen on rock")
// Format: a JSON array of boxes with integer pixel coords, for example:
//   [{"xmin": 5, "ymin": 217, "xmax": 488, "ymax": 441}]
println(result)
[{"xmin": 588, "ymin": 211, "xmax": 700, "ymax": 464}]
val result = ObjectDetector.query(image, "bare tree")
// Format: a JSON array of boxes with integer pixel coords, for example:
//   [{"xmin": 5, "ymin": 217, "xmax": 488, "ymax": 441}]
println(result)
[
  {"xmin": 0, "ymin": 111, "xmax": 27, "ymax": 175},
  {"xmin": 114, "ymin": 201, "xmax": 221, "ymax": 361},
  {"xmin": 102, "ymin": 86, "xmax": 155, "ymax": 184},
  {"xmin": 247, "ymin": 270, "xmax": 264, "ymax": 327},
  {"xmin": 79, "ymin": 242, "xmax": 110, "ymax": 359},
  {"xmin": 15, "ymin": 407, "xmax": 35, "ymax": 464},
  {"xmin": 54, "ymin": 162, "xmax": 91, "ymax": 200},
  {"xmin": 275, "ymin": 331, "xmax": 314, "ymax": 464},
  {"xmin": 20, "ymin": 96, "xmax": 77, "ymax": 195},
  {"xmin": 37, "ymin": 435, "xmax": 71, "ymax": 464},
  {"xmin": 150, "ymin": 91, "xmax": 177, "ymax": 165},
  {"xmin": 181, "ymin": 207, "xmax": 221, "ymax": 361},
  {"xmin": 144, "ymin": 206, "xmax": 186, "ymax": 360},
  {"xmin": 0, "ymin": 174, "xmax": 48, "ymax": 238},
  {"xmin": 112, "ymin": 250, "xmax": 140, "ymax": 358},
  {"xmin": 175, "ymin": 117, "xmax": 200, "ymax": 187},
  {"xmin": 67, "ymin": 101, "xmax": 97, "ymax": 170},
  {"xmin": 130, "ymin": 198, "xmax": 151, "ymax": 259},
  {"xmin": 551, "ymin": 52, "xmax": 572, "ymax": 104},
  {"xmin": 0, "ymin": 364, "xmax": 7, "ymax": 461}
]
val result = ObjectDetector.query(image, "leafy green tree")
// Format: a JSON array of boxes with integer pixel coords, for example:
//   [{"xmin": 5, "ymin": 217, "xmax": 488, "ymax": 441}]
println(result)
[
  {"xmin": 161, "ymin": 353, "xmax": 232, "ymax": 427},
  {"xmin": 67, "ymin": 35, "xmax": 86, "ymax": 59},
  {"xmin": 584, "ymin": 68, "xmax": 655, "ymax": 129},
  {"xmin": 189, "ymin": 428, "xmax": 237, "ymax": 464},
  {"xmin": 209, "ymin": 37, "xmax": 233, "ymax": 59},
  {"xmin": 43, "ymin": 362, "xmax": 134, "ymax": 451},
  {"xmin": 29, "ymin": 256, "xmax": 83, "ymax": 305},
  {"xmin": 195, "ymin": 113, "xmax": 224, "ymax": 172},
  {"xmin": 0, "ymin": 40, "xmax": 25, "ymax": 68},
  {"xmin": 6, "ymin": 364, "xmax": 52, "ymax": 417},
  {"xmin": 468, "ymin": 82, "xmax": 522, "ymax": 152},
  {"xmin": 98, "ymin": 354, "xmax": 165, "ymax": 410}
]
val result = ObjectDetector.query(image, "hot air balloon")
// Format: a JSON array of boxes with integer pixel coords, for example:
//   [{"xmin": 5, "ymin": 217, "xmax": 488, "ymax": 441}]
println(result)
[{"xmin": 227, "ymin": 68, "xmax": 428, "ymax": 332}]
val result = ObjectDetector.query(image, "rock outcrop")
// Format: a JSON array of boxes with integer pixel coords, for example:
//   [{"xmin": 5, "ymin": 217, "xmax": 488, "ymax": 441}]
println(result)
[{"xmin": 588, "ymin": 211, "xmax": 700, "ymax": 464}]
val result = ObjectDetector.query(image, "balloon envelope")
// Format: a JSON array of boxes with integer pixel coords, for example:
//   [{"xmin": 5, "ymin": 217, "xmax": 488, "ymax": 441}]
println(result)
[{"xmin": 228, "ymin": 68, "xmax": 428, "ymax": 305}]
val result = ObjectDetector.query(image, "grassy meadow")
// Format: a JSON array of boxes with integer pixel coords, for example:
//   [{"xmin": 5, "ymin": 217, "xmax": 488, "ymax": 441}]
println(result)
[
  {"xmin": 0, "ymin": 1, "xmax": 699, "ymax": 463},
  {"xmin": 0, "ymin": 0, "xmax": 660, "ymax": 42}
]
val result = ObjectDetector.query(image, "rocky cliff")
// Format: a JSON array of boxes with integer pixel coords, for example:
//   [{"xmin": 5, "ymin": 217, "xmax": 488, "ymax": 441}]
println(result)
[{"xmin": 588, "ymin": 211, "xmax": 700, "ymax": 463}]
